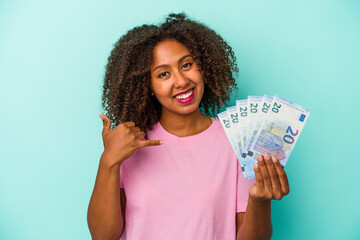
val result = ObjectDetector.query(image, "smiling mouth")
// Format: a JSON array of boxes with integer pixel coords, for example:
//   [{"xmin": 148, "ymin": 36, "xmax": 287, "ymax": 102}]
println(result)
[{"xmin": 174, "ymin": 88, "xmax": 194, "ymax": 99}]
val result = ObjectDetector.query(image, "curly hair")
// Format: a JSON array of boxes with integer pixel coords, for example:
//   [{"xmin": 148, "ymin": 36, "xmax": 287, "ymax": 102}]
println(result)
[{"xmin": 102, "ymin": 12, "xmax": 239, "ymax": 137}]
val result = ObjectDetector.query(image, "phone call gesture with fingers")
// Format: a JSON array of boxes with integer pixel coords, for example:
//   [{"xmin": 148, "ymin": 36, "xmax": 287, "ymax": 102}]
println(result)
[{"xmin": 99, "ymin": 114, "xmax": 163, "ymax": 169}]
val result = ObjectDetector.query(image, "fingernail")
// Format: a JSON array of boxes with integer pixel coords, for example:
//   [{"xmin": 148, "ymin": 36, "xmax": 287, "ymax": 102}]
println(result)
[
  {"xmin": 258, "ymin": 156, "xmax": 263, "ymax": 162},
  {"xmin": 159, "ymin": 140, "xmax": 164, "ymax": 145},
  {"xmin": 264, "ymin": 153, "xmax": 270, "ymax": 160},
  {"xmin": 254, "ymin": 163, "xmax": 258, "ymax": 169},
  {"xmin": 272, "ymin": 156, "xmax": 278, "ymax": 163}
]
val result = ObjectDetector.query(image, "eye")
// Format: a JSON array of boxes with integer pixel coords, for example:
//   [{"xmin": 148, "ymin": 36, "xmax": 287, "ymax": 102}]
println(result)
[
  {"xmin": 159, "ymin": 72, "xmax": 169, "ymax": 78},
  {"xmin": 181, "ymin": 62, "xmax": 192, "ymax": 69}
]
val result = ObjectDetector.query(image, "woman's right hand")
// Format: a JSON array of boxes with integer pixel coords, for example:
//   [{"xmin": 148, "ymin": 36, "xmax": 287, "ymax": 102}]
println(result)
[{"xmin": 99, "ymin": 114, "xmax": 163, "ymax": 168}]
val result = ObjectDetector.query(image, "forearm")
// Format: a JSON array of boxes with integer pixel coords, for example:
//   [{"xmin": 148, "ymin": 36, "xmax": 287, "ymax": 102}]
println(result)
[
  {"xmin": 236, "ymin": 197, "xmax": 272, "ymax": 240},
  {"xmin": 87, "ymin": 155, "xmax": 124, "ymax": 240}
]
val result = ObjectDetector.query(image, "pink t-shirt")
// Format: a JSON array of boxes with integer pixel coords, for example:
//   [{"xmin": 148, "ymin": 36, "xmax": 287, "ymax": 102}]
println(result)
[{"xmin": 119, "ymin": 118, "xmax": 255, "ymax": 240}]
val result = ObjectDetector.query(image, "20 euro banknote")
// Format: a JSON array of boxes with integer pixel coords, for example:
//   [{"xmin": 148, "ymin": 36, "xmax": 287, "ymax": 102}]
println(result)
[{"xmin": 246, "ymin": 96, "xmax": 310, "ymax": 167}]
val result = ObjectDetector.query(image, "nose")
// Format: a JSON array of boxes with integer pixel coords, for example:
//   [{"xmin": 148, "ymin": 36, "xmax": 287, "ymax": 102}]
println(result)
[{"xmin": 173, "ymin": 70, "xmax": 189, "ymax": 88}]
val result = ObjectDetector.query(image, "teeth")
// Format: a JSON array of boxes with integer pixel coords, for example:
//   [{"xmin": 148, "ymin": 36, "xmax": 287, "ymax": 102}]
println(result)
[{"xmin": 175, "ymin": 89, "xmax": 193, "ymax": 99}]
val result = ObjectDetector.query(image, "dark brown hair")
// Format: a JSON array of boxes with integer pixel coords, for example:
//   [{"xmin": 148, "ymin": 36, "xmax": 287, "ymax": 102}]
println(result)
[{"xmin": 102, "ymin": 13, "xmax": 239, "ymax": 136}]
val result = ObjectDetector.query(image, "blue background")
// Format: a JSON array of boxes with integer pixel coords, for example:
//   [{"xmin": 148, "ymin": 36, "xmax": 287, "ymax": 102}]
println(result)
[{"xmin": 1, "ymin": 0, "xmax": 359, "ymax": 239}]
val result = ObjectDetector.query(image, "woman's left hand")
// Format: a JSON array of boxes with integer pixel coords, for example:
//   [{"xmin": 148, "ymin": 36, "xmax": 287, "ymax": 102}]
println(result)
[{"xmin": 249, "ymin": 153, "xmax": 290, "ymax": 201}]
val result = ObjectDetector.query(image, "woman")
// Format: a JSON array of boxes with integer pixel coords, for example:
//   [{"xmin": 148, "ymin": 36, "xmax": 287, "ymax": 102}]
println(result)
[{"xmin": 87, "ymin": 13, "xmax": 289, "ymax": 240}]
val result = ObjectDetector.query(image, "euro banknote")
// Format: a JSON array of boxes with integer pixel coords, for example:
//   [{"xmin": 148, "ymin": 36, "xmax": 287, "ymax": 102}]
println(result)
[
  {"xmin": 218, "ymin": 110, "xmax": 257, "ymax": 178},
  {"xmin": 218, "ymin": 95, "xmax": 310, "ymax": 179}
]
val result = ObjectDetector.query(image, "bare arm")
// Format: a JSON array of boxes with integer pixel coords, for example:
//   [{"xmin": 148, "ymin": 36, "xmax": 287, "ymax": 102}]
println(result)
[
  {"xmin": 236, "ymin": 200, "xmax": 272, "ymax": 240},
  {"xmin": 87, "ymin": 154, "xmax": 125, "ymax": 240}
]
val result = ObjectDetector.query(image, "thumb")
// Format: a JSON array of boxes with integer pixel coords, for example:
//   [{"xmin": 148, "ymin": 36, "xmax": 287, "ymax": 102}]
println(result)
[{"xmin": 99, "ymin": 114, "xmax": 111, "ymax": 135}]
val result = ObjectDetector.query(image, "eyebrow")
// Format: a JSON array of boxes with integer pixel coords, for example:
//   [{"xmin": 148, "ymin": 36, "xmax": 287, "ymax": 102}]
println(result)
[{"xmin": 152, "ymin": 54, "xmax": 192, "ymax": 72}]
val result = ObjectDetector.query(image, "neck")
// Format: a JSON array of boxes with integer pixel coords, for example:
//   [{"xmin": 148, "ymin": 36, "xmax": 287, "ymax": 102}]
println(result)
[{"xmin": 159, "ymin": 108, "xmax": 212, "ymax": 137}]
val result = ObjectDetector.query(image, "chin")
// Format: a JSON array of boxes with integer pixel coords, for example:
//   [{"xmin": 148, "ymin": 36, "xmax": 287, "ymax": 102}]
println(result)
[{"xmin": 176, "ymin": 105, "xmax": 201, "ymax": 115}]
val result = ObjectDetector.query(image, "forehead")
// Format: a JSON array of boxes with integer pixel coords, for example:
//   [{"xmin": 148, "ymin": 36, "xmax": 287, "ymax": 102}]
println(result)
[{"xmin": 152, "ymin": 39, "xmax": 191, "ymax": 66}]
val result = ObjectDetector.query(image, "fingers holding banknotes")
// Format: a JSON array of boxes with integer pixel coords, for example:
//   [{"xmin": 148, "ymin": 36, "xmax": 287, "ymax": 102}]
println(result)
[
  {"xmin": 249, "ymin": 153, "xmax": 290, "ymax": 201},
  {"xmin": 99, "ymin": 114, "xmax": 164, "ymax": 167}
]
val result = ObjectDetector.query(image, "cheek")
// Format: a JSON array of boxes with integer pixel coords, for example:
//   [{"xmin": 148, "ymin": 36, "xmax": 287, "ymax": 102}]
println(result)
[
  {"xmin": 152, "ymin": 81, "xmax": 172, "ymax": 97},
  {"xmin": 193, "ymin": 70, "xmax": 204, "ymax": 85},
  {"xmin": 196, "ymin": 76, "xmax": 204, "ymax": 90}
]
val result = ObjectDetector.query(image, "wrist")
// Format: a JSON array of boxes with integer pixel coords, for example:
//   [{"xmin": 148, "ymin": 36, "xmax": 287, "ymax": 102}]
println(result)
[
  {"xmin": 100, "ymin": 152, "xmax": 122, "ymax": 171},
  {"xmin": 248, "ymin": 195, "xmax": 272, "ymax": 206}
]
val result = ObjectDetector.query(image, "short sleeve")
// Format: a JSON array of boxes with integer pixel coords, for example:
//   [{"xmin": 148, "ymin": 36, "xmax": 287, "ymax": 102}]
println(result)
[{"xmin": 236, "ymin": 160, "xmax": 256, "ymax": 212}]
